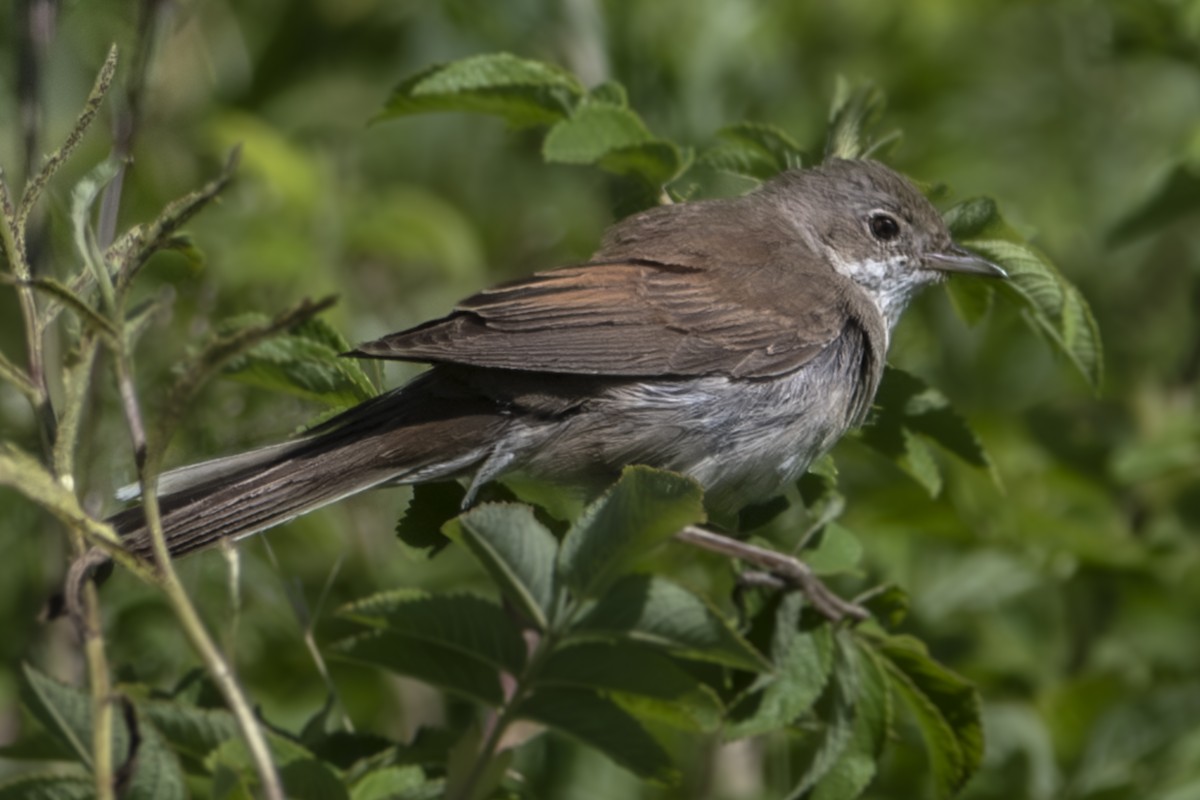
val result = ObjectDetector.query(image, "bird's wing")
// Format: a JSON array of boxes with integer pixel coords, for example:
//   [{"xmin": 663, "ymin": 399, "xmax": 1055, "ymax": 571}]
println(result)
[{"xmin": 349, "ymin": 259, "xmax": 859, "ymax": 379}]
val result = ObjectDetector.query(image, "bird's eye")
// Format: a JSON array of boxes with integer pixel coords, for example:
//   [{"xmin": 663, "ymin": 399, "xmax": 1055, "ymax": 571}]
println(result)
[{"xmin": 868, "ymin": 212, "xmax": 901, "ymax": 242}]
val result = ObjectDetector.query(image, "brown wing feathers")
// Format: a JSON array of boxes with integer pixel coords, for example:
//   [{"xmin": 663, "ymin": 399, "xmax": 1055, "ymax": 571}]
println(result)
[{"xmin": 351, "ymin": 259, "xmax": 854, "ymax": 379}]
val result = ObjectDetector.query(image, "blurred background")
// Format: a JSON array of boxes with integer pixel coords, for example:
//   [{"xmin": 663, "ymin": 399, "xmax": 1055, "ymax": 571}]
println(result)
[{"xmin": 1, "ymin": 1, "xmax": 1199, "ymax": 797}]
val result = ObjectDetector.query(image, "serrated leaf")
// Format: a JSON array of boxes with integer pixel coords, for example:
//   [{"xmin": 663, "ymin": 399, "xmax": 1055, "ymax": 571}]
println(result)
[
  {"xmin": 944, "ymin": 197, "xmax": 1104, "ymax": 391},
  {"xmin": 137, "ymin": 698, "xmax": 238, "ymax": 759},
  {"xmin": 221, "ymin": 315, "xmax": 376, "ymax": 406},
  {"xmin": 539, "ymin": 641, "xmax": 723, "ymax": 731},
  {"xmin": 559, "ymin": 466, "xmax": 705, "ymax": 598},
  {"xmin": 571, "ymin": 574, "xmax": 768, "ymax": 671},
  {"xmin": 20, "ymin": 664, "xmax": 93, "ymax": 767},
  {"xmin": 20, "ymin": 665, "xmax": 187, "ymax": 800},
  {"xmin": 877, "ymin": 634, "xmax": 983, "ymax": 799},
  {"xmin": 209, "ymin": 733, "xmax": 347, "ymax": 800},
  {"xmin": 728, "ymin": 594, "xmax": 836, "ymax": 738},
  {"xmin": 517, "ymin": 687, "xmax": 677, "ymax": 783},
  {"xmin": 543, "ymin": 102, "xmax": 683, "ymax": 186},
  {"xmin": 809, "ymin": 639, "xmax": 893, "ymax": 800},
  {"xmin": 786, "ymin": 632, "xmax": 860, "ymax": 798},
  {"xmin": 396, "ymin": 481, "xmax": 462, "ymax": 553},
  {"xmin": 699, "ymin": 122, "xmax": 806, "ymax": 181},
  {"xmin": 825, "ymin": 79, "xmax": 897, "ymax": 161},
  {"xmin": 122, "ymin": 720, "xmax": 189, "ymax": 800},
  {"xmin": 861, "ymin": 367, "xmax": 993, "ymax": 496},
  {"xmin": 336, "ymin": 630, "xmax": 504, "ymax": 706},
  {"xmin": 0, "ymin": 773, "xmax": 93, "ymax": 800},
  {"xmin": 377, "ymin": 53, "xmax": 583, "ymax": 128},
  {"xmin": 350, "ymin": 766, "xmax": 428, "ymax": 800},
  {"xmin": 447, "ymin": 503, "xmax": 559, "ymax": 630},
  {"xmin": 340, "ymin": 589, "xmax": 526, "ymax": 674}
]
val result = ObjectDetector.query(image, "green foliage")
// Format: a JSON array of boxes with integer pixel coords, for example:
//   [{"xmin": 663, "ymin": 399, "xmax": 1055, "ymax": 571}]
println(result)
[
  {"xmin": 4, "ymin": 4, "xmax": 1198, "ymax": 800},
  {"xmin": 944, "ymin": 198, "xmax": 1104, "ymax": 391}
]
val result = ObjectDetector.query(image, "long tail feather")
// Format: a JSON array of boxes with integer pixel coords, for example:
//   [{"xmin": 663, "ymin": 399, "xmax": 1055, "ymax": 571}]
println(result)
[{"xmin": 110, "ymin": 379, "xmax": 505, "ymax": 559}]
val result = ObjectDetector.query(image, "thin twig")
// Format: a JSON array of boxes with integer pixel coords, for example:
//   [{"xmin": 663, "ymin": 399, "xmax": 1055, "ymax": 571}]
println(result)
[
  {"xmin": 112, "ymin": 353, "xmax": 285, "ymax": 800},
  {"xmin": 674, "ymin": 525, "xmax": 868, "ymax": 622}
]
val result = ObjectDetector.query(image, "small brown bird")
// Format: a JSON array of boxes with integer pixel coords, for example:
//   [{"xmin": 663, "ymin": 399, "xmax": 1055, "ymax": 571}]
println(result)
[{"xmin": 109, "ymin": 158, "xmax": 1003, "ymax": 612}]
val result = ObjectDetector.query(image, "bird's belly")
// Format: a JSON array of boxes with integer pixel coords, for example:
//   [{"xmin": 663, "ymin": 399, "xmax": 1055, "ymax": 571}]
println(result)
[{"xmin": 509, "ymin": 369, "xmax": 856, "ymax": 509}]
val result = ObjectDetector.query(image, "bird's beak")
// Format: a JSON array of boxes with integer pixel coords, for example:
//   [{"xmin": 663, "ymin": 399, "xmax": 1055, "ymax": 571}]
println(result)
[{"xmin": 924, "ymin": 244, "xmax": 1007, "ymax": 278}]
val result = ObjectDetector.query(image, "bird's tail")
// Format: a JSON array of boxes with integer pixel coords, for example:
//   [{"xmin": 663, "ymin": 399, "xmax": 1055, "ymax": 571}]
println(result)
[{"xmin": 109, "ymin": 381, "xmax": 505, "ymax": 560}]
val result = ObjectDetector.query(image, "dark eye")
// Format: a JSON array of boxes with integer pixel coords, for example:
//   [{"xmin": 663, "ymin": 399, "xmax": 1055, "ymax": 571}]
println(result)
[{"xmin": 868, "ymin": 212, "xmax": 901, "ymax": 242}]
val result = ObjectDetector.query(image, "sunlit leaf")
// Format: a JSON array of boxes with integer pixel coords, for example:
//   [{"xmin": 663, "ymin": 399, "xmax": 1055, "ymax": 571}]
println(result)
[
  {"xmin": 786, "ymin": 632, "xmax": 860, "ymax": 798},
  {"xmin": 447, "ymin": 502, "xmax": 559, "ymax": 630},
  {"xmin": 221, "ymin": 315, "xmax": 376, "ymax": 406},
  {"xmin": 377, "ymin": 53, "xmax": 583, "ymax": 128},
  {"xmin": 944, "ymin": 197, "xmax": 1103, "ymax": 391},
  {"xmin": 571, "ymin": 574, "xmax": 768, "ymax": 671},
  {"xmin": 699, "ymin": 122, "xmax": 806, "ymax": 181},
  {"xmin": 809, "ymin": 638, "xmax": 892, "ymax": 800},
  {"xmin": 544, "ymin": 101, "xmax": 684, "ymax": 186},
  {"xmin": 728, "ymin": 594, "xmax": 836, "ymax": 738},
  {"xmin": 559, "ymin": 466, "xmax": 705, "ymax": 598}
]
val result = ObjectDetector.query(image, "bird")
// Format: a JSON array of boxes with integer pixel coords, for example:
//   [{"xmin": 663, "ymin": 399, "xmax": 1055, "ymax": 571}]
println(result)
[{"xmin": 104, "ymin": 158, "xmax": 1004, "ymax": 615}]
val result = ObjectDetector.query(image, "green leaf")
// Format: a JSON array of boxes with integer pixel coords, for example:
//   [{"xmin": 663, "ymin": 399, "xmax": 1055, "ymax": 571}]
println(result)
[
  {"xmin": 340, "ymin": 589, "xmax": 527, "ymax": 674},
  {"xmin": 395, "ymin": 481, "xmax": 462, "ymax": 553},
  {"xmin": 350, "ymin": 766, "xmax": 429, "ymax": 800},
  {"xmin": 517, "ymin": 687, "xmax": 677, "ymax": 783},
  {"xmin": 786, "ymin": 632, "xmax": 860, "ymax": 798},
  {"xmin": 571, "ymin": 574, "xmax": 768, "ymax": 671},
  {"xmin": 944, "ymin": 197, "xmax": 1103, "ymax": 391},
  {"xmin": 377, "ymin": 53, "xmax": 583, "ymax": 128},
  {"xmin": 877, "ymin": 634, "xmax": 983, "ymax": 799},
  {"xmin": 860, "ymin": 367, "xmax": 993, "ymax": 496},
  {"xmin": 539, "ymin": 641, "xmax": 723, "ymax": 731},
  {"xmin": 336, "ymin": 625, "xmax": 505, "ymax": 706},
  {"xmin": 809, "ymin": 638, "xmax": 893, "ymax": 800},
  {"xmin": 860, "ymin": 585, "xmax": 910, "ymax": 629},
  {"xmin": 20, "ymin": 663, "xmax": 92, "ymax": 766},
  {"xmin": 825, "ymin": 79, "xmax": 899, "ymax": 161},
  {"xmin": 122, "ymin": 720, "xmax": 189, "ymax": 800},
  {"xmin": 221, "ymin": 315, "xmax": 376, "ymax": 406},
  {"xmin": 728, "ymin": 594, "xmax": 836, "ymax": 738},
  {"xmin": 559, "ymin": 466, "xmax": 705, "ymax": 598},
  {"xmin": 447, "ymin": 502, "xmax": 559, "ymax": 630},
  {"xmin": 543, "ymin": 102, "xmax": 683, "ymax": 186},
  {"xmin": 137, "ymin": 699, "xmax": 239, "ymax": 759},
  {"xmin": 0, "ymin": 773, "xmax": 93, "ymax": 800},
  {"xmin": 20, "ymin": 665, "xmax": 188, "ymax": 800},
  {"xmin": 209, "ymin": 733, "xmax": 347, "ymax": 800},
  {"xmin": 699, "ymin": 122, "xmax": 806, "ymax": 181},
  {"xmin": 804, "ymin": 522, "xmax": 864, "ymax": 576},
  {"xmin": 70, "ymin": 156, "xmax": 121, "ymax": 310},
  {"xmin": 278, "ymin": 760, "xmax": 351, "ymax": 800}
]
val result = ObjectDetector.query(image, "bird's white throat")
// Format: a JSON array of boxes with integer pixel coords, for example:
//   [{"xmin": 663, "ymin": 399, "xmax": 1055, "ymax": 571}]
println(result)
[{"xmin": 827, "ymin": 253, "xmax": 933, "ymax": 331}]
